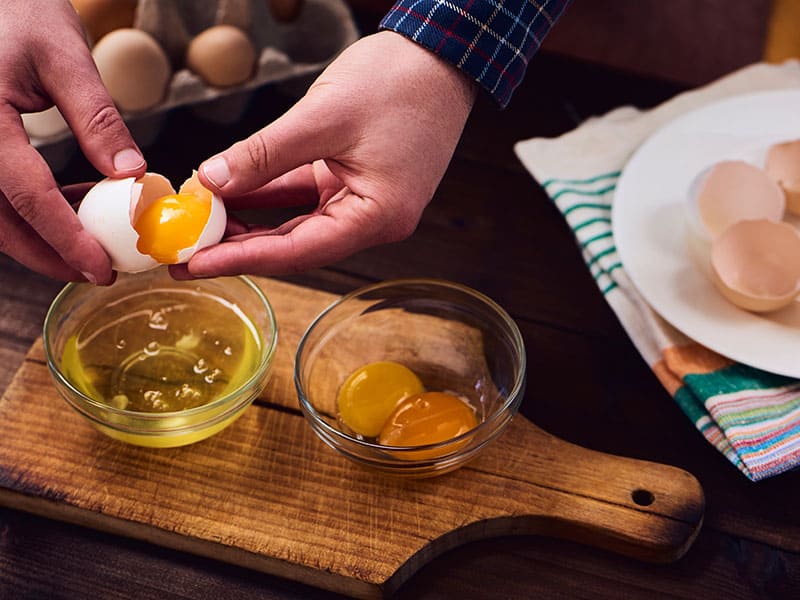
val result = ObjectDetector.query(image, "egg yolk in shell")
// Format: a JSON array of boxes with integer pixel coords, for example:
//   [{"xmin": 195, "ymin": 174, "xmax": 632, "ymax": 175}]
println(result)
[
  {"xmin": 379, "ymin": 391, "xmax": 477, "ymax": 450},
  {"xmin": 134, "ymin": 191, "xmax": 212, "ymax": 264},
  {"xmin": 337, "ymin": 361, "xmax": 425, "ymax": 437}
]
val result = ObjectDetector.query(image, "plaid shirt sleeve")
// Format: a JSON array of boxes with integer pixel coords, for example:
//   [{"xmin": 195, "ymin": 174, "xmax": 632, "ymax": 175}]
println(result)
[{"xmin": 379, "ymin": 0, "xmax": 572, "ymax": 108}]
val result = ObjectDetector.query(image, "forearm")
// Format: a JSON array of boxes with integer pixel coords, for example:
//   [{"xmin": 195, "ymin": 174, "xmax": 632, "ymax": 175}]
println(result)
[{"xmin": 379, "ymin": 0, "xmax": 572, "ymax": 108}]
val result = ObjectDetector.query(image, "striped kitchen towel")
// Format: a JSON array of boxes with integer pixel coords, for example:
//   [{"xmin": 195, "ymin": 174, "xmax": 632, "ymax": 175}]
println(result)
[{"xmin": 514, "ymin": 61, "xmax": 800, "ymax": 481}]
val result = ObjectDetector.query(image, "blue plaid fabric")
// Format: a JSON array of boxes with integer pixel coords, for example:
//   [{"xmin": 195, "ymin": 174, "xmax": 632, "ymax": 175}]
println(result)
[{"xmin": 380, "ymin": 0, "xmax": 571, "ymax": 108}]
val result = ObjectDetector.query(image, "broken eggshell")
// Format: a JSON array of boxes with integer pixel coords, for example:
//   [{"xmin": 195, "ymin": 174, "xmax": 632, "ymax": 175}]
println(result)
[
  {"xmin": 686, "ymin": 160, "xmax": 785, "ymax": 243},
  {"xmin": 710, "ymin": 219, "xmax": 800, "ymax": 312},
  {"xmin": 765, "ymin": 139, "xmax": 800, "ymax": 215},
  {"xmin": 77, "ymin": 172, "xmax": 226, "ymax": 273}
]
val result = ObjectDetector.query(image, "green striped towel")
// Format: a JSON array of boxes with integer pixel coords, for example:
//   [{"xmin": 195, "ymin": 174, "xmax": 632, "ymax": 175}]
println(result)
[{"xmin": 514, "ymin": 61, "xmax": 800, "ymax": 481}]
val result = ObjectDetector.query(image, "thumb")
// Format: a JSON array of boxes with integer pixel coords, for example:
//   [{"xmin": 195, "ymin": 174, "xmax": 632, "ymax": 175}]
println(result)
[{"xmin": 198, "ymin": 92, "xmax": 348, "ymax": 195}]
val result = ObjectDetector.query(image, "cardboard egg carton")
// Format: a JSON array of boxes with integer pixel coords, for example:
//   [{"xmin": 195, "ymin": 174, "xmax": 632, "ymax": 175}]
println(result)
[{"xmin": 26, "ymin": 0, "xmax": 359, "ymax": 172}]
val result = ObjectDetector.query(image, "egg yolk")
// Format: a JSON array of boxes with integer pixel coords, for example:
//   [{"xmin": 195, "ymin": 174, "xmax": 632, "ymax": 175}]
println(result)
[
  {"xmin": 337, "ymin": 361, "xmax": 425, "ymax": 437},
  {"xmin": 378, "ymin": 391, "xmax": 477, "ymax": 457},
  {"xmin": 134, "ymin": 192, "xmax": 211, "ymax": 264}
]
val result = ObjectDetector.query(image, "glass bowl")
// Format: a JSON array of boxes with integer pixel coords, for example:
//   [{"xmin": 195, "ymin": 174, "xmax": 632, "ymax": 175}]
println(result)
[
  {"xmin": 295, "ymin": 279, "xmax": 526, "ymax": 477},
  {"xmin": 43, "ymin": 268, "xmax": 277, "ymax": 447}
]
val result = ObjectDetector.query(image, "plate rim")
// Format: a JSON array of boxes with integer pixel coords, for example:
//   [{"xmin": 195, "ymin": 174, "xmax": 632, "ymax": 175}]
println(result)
[{"xmin": 612, "ymin": 88, "xmax": 800, "ymax": 378}]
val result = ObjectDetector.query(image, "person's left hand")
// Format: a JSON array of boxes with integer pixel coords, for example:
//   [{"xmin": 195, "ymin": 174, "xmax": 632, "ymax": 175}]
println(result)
[{"xmin": 170, "ymin": 31, "xmax": 476, "ymax": 280}]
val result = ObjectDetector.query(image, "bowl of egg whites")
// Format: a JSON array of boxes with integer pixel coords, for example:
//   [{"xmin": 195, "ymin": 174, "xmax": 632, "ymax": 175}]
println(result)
[
  {"xmin": 44, "ymin": 161, "xmax": 278, "ymax": 447},
  {"xmin": 294, "ymin": 279, "xmax": 527, "ymax": 477}
]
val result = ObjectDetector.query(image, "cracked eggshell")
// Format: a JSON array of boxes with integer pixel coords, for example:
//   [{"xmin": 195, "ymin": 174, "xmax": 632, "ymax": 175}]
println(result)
[
  {"xmin": 78, "ymin": 175, "xmax": 160, "ymax": 273},
  {"xmin": 765, "ymin": 139, "xmax": 800, "ymax": 215},
  {"xmin": 686, "ymin": 160, "xmax": 785, "ymax": 242},
  {"xmin": 710, "ymin": 219, "xmax": 800, "ymax": 313},
  {"xmin": 78, "ymin": 172, "xmax": 226, "ymax": 273},
  {"xmin": 173, "ymin": 171, "xmax": 227, "ymax": 263}
]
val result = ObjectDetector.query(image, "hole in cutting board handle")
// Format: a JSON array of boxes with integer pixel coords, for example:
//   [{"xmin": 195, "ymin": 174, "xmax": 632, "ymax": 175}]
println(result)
[{"xmin": 631, "ymin": 489, "xmax": 655, "ymax": 506}]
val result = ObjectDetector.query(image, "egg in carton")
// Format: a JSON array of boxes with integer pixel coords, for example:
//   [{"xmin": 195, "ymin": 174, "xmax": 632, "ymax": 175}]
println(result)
[{"xmin": 23, "ymin": 0, "xmax": 359, "ymax": 172}]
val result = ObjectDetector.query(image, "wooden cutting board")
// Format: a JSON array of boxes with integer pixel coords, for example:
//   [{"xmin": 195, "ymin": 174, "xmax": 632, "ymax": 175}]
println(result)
[{"xmin": 0, "ymin": 278, "xmax": 704, "ymax": 599}]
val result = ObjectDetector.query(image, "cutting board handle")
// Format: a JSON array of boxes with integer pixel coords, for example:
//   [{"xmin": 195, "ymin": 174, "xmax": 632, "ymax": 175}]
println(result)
[
  {"xmin": 386, "ymin": 417, "xmax": 705, "ymax": 596},
  {"xmin": 470, "ymin": 417, "xmax": 705, "ymax": 563}
]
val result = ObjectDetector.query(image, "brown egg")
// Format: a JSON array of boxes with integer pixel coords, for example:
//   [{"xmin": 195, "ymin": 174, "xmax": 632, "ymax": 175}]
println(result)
[
  {"xmin": 710, "ymin": 219, "xmax": 800, "ymax": 312},
  {"xmin": 92, "ymin": 28, "xmax": 171, "ymax": 113},
  {"xmin": 765, "ymin": 139, "xmax": 800, "ymax": 215},
  {"xmin": 687, "ymin": 160, "xmax": 785, "ymax": 241},
  {"xmin": 186, "ymin": 25, "xmax": 257, "ymax": 88},
  {"xmin": 268, "ymin": 0, "xmax": 305, "ymax": 22},
  {"xmin": 70, "ymin": 0, "xmax": 138, "ymax": 45}
]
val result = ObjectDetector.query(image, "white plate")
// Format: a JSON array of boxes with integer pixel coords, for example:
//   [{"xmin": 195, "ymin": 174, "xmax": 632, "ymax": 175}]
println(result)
[{"xmin": 613, "ymin": 89, "xmax": 800, "ymax": 378}]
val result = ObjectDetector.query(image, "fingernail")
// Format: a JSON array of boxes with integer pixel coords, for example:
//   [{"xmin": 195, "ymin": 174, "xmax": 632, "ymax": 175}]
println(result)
[
  {"xmin": 81, "ymin": 270, "xmax": 97, "ymax": 285},
  {"xmin": 203, "ymin": 157, "xmax": 230, "ymax": 188},
  {"xmin": 113, "ymin": 148, "xmax": 145, "ymax": 172}
]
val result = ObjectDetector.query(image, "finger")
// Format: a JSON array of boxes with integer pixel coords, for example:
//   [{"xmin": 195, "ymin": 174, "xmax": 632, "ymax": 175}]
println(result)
[
  {"xmin": 224, "ymin": 212, "xmax": 250, "ymax": 237},
  {"xmin": 0, "ymin": 107, "xmax": 112, "ymax": 284},
  {"xmin": 169, "ymin": 216, "xmax": 299, "ymax": 281},
  {"xmin": 218, "ymin": 163, "xmax": 319, "ymax": 211},
  {"xmin": 62, "ymin": 182, "xmax": 96, "ymax": 207},
  {"xmin": 171, "ymin": 214, "xmax": 313, "ymax": 280},
  {"xmin": 0, "ymin": 195, "xmax": 86, "ymax": 282},
  {"xmin": 198, "ymin": 92, "xmax": 348, "ymax": 195},
  {"xmin": 187, "ymin": 216, "xmax": 363, "ymax": 277},
  {"xmin": 168, "ymin": 263, "xmax": 193, "ymax": 280},
  {"xmin": 225, "ymin": 212, "xmax": 315, "ymax": 241},
  {"xmin": 182, "ymin": 192, "xmax": 401, "ymax": 278},
  {"xmin": 39, "ymin": 39, "xmax": 145, "ymax": 178}
]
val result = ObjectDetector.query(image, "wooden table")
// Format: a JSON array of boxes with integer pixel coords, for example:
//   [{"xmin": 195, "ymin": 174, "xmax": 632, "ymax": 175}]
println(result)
[{"xmin": 2, "ymin": 11, "xmax": 798, "ymax": 600}]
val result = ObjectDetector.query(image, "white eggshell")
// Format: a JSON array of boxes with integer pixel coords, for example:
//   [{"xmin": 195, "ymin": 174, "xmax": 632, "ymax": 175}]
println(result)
[
  {"xmin": 78, "ymin": 171, "xmax": 226, "ymax": 273},
  {"xmin": 686, "ymin": 160, "xmax": 785, "ymax": 242},
  {"xmin": 710, "ymin": 219, "xmax": 800, "ymax": 312},
  {"xmin": 174, "ymin": 172, "xmax": 226, "ymax": 262},
  {"xmin": 78, "ymin": 176, "xmax": 160, "ymax": 273},
  {"xmin": 22, "ymin": 106, "xmax": 69, "ymax": 139}
]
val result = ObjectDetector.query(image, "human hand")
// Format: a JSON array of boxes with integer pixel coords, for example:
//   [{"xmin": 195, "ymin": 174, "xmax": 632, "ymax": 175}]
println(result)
[
  {"xmin": 172, "ymin": 31, "xmax": 476, "ymax": 279},
  {"xmin": 0, "ymin": 0, "xmax": 146, "ymax": 284}
]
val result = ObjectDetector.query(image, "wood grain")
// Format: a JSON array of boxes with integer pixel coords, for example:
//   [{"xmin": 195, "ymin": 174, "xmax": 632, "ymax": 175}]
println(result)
[{"xmin": 0, "ymin": 278, "xmax": 703, "ymax": 598}]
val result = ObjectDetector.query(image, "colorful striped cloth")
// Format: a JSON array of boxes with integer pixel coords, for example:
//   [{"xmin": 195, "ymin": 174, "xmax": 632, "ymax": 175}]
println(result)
[{"xmin": 514, "ymin": 62, "xmax": 800, "ymax": 481}]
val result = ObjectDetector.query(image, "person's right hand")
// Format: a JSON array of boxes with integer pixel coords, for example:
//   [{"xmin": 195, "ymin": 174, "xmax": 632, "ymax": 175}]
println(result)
[{"xmin": 0, "ymin": 0, "xmax": 146, "ymax": 284}]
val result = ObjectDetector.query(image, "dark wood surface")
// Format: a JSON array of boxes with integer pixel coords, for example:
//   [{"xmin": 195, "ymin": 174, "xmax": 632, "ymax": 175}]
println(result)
[{"xmin": 2, "ymin": 9, "xmax": 799, "ymax": 599}]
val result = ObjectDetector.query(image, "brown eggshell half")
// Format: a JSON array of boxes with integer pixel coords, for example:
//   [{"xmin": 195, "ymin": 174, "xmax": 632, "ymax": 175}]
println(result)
[
  {"xmin": 710, "ymin": 219, "xmax": 800, "ymax": 312},
  {"xmin": 688, "ymin": 160, "xmax": 785, "ymax": 240},
  {"xmin": 765, "ymin": 139, "xmax": 800, "ymax": 215}
]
